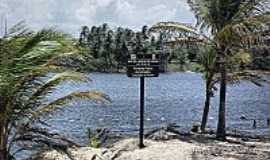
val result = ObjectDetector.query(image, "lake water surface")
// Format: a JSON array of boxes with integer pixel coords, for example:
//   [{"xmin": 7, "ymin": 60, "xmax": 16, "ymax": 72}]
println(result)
[{"xmin": 45, "ymin": 72, "xmax": 270, "ymax": 144}]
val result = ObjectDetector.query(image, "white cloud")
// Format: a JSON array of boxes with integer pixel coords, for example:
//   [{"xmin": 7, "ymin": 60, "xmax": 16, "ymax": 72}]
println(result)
[
  {"xmin": 94, "ymin": 0, "xmax": 114, "ymax": 7},
  {"xmin": 75, "ymin": 2, "xmax": 96, "ymax": 23},
  {"xmin": 0, "ymin": 0, "xmax": 195, "ymax": 36},
  {"xmin": 114, "ymin": 0, "xmax": 136, "ymax": 26},
  {"xmin": 143, "ymin": 4, "xmax": 177, "ymax": 24},
  {"xmin": 113, "ymin": 0, "xmax": 186, "ymax": 29}
]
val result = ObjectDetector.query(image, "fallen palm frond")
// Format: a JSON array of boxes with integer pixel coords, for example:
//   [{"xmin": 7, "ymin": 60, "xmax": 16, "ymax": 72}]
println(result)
[{"xmin": 10, "ymin": 125, "xmax": 81, "ymax": 159}]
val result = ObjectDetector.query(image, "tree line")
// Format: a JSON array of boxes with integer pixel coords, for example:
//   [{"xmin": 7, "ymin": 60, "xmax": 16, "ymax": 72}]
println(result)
[
  {"xmin": 78, "ymin": 23, "xmax": 204, "ymax": 72},
  {"xmin": 79, "ymin": 22, "xmax": 269, "ymax": 73}
]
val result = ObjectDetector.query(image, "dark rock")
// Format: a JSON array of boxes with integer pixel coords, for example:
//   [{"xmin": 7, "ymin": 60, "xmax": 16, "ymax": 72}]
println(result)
[
  {"xmin": 240, "ymin": 115, "xmax": 247, "ymax": 120},
  {"xmin": 191, "ymin": 124, "xmax": 199, "ymax": 133},
  {"xmin": 146, "ymin": 129, "xmax": 179, "ymax": 140},
  {"xmin": 145, "ymin": 124, "xmax": 192, "ymax": 141}
]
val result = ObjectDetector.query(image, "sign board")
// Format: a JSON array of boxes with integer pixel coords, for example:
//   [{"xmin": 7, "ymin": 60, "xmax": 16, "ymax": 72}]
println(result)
[
  {"xmin": 126, "ymin": 53, "xmax": 160, "ymax": 148},
  {"xmin": 127, "ymin": 53, "xmax": 160, "ymax": 77}
]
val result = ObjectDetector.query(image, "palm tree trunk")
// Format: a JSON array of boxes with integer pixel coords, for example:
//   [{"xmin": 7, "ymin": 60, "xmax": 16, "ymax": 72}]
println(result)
[
  {"xmin": 108, "ymin": 53, "xmax": 113, "ymax": 70},
  {"xmin": 216, "ymin": 56, "xmax": 227, "ymax": 140},
  {"xmin": 0, "ymin": 120, "xmax": 8, "ymax": 160},
  {"xmin": 0, "ymin": 101, "xmax": 8, "ymax": 160},
  {"xmin": 201, "ymin": 78, "xmax": 211, "ymax": 132},
  {"xmin": 104, "ymin": 53, "xmax": 109, "ymax": 71}
]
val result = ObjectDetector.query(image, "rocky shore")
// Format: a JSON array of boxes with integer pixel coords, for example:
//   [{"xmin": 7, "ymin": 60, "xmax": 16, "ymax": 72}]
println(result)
[{"xmin": 34, "ymin": 126, "xmax": 270, "ymax": 160}]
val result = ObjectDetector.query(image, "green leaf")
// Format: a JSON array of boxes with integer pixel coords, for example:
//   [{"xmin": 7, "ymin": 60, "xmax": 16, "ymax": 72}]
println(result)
[
  {"xmin": 150, "ymin": 22, "xmax": 198, "ymax": 35},
  {"xmin": 32, "ymin": 91, "xmax": 111, "ymax": 118}
]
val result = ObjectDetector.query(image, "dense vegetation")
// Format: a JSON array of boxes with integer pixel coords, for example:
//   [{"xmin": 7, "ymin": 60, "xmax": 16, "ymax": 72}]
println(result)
[{"xmin": 78, "ymin": 23, "xmax": 205, "ymax": 72}]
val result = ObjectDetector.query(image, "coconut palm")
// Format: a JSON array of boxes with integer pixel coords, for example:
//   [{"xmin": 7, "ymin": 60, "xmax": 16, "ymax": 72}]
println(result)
[
  {"xmin": 188, "ymin": 0, "xmax": 270, "ymax": 140},
  {"xmin": 198, "ymin": 46, "xmax": 218, "ymax": 132},
  {"xmin": 103, "ymin": 30, "xmax": 115, "ymax": 70},
  {"xmin": 0, "ymin": 23, "xmax": 109, "ymax": 159},
  {"xmin": 150, "ymin": 22, "xmax": 218, "ymax": 132},
  {"xmin": 150, "ymin": 0, "xmax": 269, "ymax": 139}
]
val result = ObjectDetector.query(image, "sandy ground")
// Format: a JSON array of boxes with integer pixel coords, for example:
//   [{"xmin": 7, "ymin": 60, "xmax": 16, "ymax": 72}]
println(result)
[{"xmin": 41, "ymin": 134, "xmax": 270, "ymax": 160}]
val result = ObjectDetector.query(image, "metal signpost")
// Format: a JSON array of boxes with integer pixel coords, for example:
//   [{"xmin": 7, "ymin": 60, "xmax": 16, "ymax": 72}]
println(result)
[{"xmin": 127, "ymin": 53, "xmax": 160, "ymax": 148}]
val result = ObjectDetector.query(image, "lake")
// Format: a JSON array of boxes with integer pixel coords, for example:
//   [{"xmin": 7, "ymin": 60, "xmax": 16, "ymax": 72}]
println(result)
[{"xmin": 44, "ymin": 72, "xmax": 270, "ymax": 144}]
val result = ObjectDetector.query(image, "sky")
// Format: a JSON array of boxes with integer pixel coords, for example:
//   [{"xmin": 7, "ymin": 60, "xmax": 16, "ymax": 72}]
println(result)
[{"xmin": 0, "ymin": 0, "xmax": 195, "ymax": 37}]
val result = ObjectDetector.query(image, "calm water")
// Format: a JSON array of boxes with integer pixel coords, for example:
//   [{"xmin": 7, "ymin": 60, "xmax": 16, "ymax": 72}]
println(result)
[{"xmin": 44, "ymin": 72, "xmax": 270, "ymax": 144}]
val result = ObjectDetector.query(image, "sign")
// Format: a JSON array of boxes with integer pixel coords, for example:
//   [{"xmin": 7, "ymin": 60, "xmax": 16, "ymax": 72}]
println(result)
[
  {"xmin": 126, "ymin": 53, "xmax": 160, "ymax": 148},
  {"xmin": 127, "ymin": 53, "xmax": 160, "ymax": 77}
]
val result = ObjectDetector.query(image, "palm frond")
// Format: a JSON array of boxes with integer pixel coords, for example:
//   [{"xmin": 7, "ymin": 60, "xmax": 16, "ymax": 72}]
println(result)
[
  {"xmin": 150, "ymin": 22, "xmax": 198, "ymax": 35},
  {"xmin": 198, "ymin": 46, "xmax": 218, "ymax": 80},
  {"xmin": 1, "ymin": 29, "xmax": 71, "ymax": 80},
  {"xmin": 149, "ymin": 22, "xmax": 197, "ymax": 34},
  {"xmin": 11, "ymin": 71, "xmax": 91, "ymax": 118},
  {"xmin": 232, "ymin": 0, "xmax": 270, "ymax": 24},
  {"xmin": 18, "ymin": 28, "xmax": 68, "ymax": 54},
  {"xmin": 44, "ymin": 51, "xmax": 86, "ymax": 68},
  {"xmin": 9, "ymin": 41, "xmax": 73, "ymax": 77},
  {"xmin": 149, "ymin": 22, "xmax": 209, "ymax": 47},
  {"xmin": 188, "ymin": 0, "xmax": 245, "ymax": 33},
  {"xmin": 7, "ymin": 21, "xmax": 33, "ymax": 37},
  {"xmin": 217, "ymin": 13, "xmax": 270, "ymax": 47},
  {"xmin": 32, "ymin": 91, "xmax": 111, "ymax": 117},
  {"xmin": 226, "ymin": 70, "xmax": 270, "ymax": 86},
  {"xmin": 29, "ymin": 71, "xmax": 91, "ymax": 100},
  {"xmin": 14, "ymin": 65, "xmax": 64, "ymax": 91},
  {"xmin": 165, "ymin": 37, "xmax": 205, "ymax": 48},
  {"xmin": 187, "ymin": 0, "xmax": 210, "ymax": 27}
]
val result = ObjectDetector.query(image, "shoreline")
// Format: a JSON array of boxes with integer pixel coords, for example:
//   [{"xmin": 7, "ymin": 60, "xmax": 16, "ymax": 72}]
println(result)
[
  {"xmin": 85, "ymin": 69, "xmax": 270, "ymax": 75},
  {"xmin": 38, "ymin": 127, "xmax": 270, "ymax": 160}
]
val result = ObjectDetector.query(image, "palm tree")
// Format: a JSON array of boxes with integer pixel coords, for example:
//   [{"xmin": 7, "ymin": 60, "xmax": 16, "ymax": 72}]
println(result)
[
  {"xmin": 150, "ymin": 22, "xmax": 217, "ymax": 131},
  {"xmin": 151, "ymin": 0, "xmax": 269, "ymax": 139},
  {"xmin": 188, "ymin": 0, "xmax": 270, "ymax": 140},
  {"xmin": 0, "ymin": 23, "xmax": 109, "ymax": 159},
  {"xmin": 79, "ymin": 26, "xmax": 90, "ymax": 46},
  {"xmin": 114, "ymin": 28, "xmax": 124, "ymax": 66},
  {"xmin": 103, "ymin": 30, "xmax": 115, "ymax": 70},
  {"xmin": 199, "ymin": 46, "xmax": 218, "ymax": 132}
]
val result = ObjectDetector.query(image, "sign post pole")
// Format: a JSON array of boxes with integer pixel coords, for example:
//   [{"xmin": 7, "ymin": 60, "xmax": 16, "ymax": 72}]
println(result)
[
  {"xmin": 139, "ymin": 76, "xmax": 145, "ymax": 148},
  {"xmin": 127, "ymin": 53, "xmax": 160, "ymax": 149}
]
